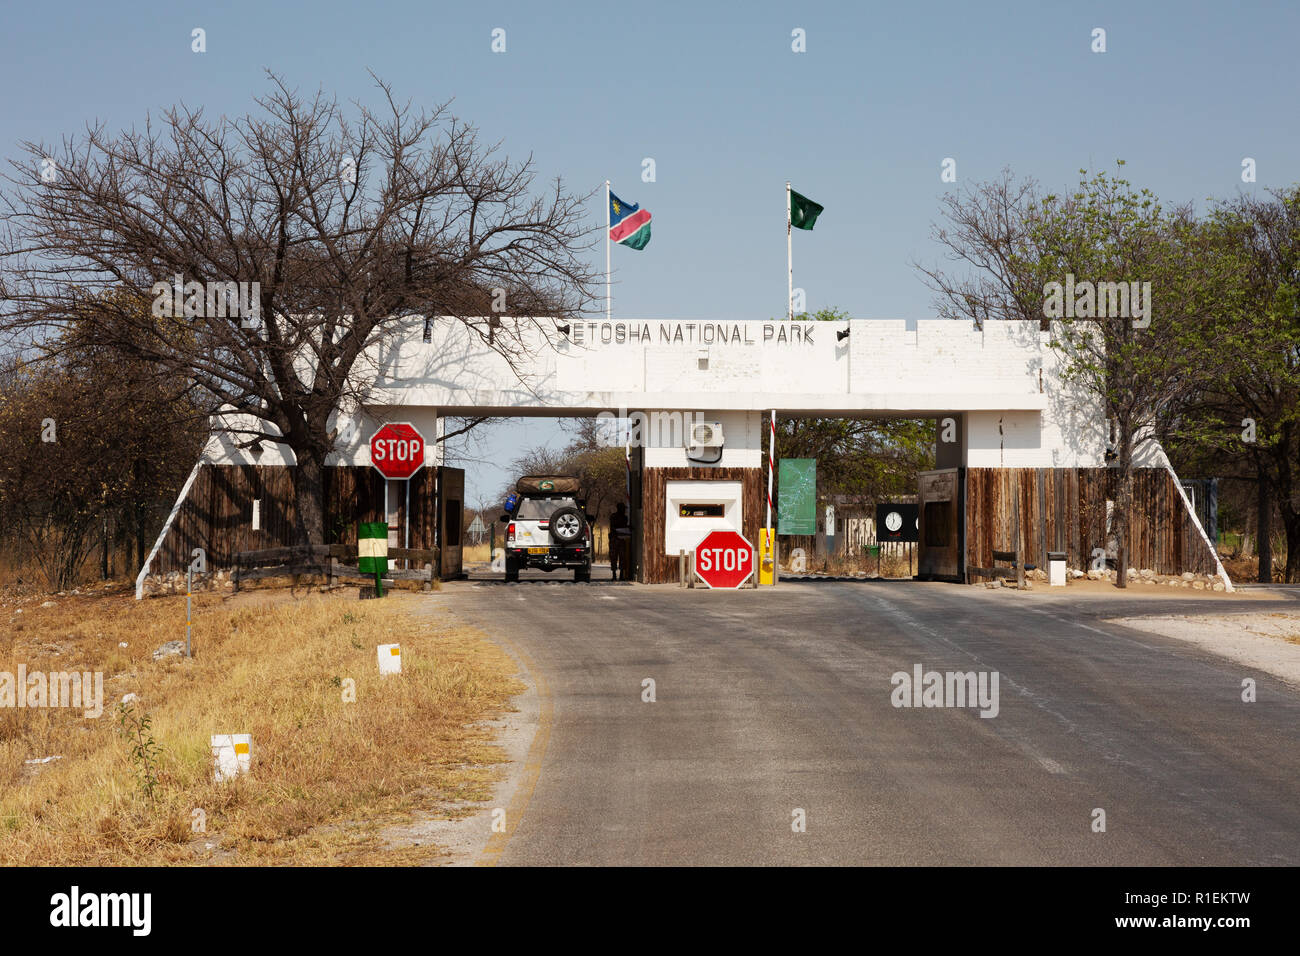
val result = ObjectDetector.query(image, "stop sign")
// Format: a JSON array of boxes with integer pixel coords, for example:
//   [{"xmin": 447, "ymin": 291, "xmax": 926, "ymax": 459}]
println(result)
[
  {"xmin": 369, "ymin": 422, "xmax": 426, "ymax": 480},
  {"xmin": 694, "ymin": 529, "xmax": 755, "ymax": 589}
]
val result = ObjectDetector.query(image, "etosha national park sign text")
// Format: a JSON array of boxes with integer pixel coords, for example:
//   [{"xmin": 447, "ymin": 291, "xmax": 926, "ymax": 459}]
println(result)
[{"xmin": 569, "ymin": 321, "xmax": 817, "ymax": 347}]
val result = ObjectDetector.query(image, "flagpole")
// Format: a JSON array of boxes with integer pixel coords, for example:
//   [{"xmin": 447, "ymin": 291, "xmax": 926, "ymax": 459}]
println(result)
[
  {"xmin": 606, "ymin": 179, "xmax": 612, "ymax": 322},
  {"xmin": 786, "ymin": 181, "xmax": 793, "ymax": 320},
  {"xmin": 624, "ymin": 421, "xmax": 632, "ymax": 582}
]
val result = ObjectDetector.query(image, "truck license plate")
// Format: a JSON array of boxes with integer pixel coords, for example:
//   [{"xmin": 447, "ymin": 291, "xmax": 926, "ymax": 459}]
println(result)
[{"xmin": 527, "ymin": 547, "xmax": 549, "ymax": 555}]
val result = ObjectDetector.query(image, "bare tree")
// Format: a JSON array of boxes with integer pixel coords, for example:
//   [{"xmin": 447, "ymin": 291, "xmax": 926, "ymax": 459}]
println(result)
[
  {"xmin": 437, "ymin": 415, "xmax": 509, "ymax": 472},
  {"xmin": 0, "ymin": 328, "xmax": 205, "ymax": 589},
  {"xmin": 0, "ymin": 74, "xmax": 598, "ymax": 545},
  {"xmin": 914, "ymin": 168, "xmax": 1051, "ymax": 329},
  {"xmin": 494, "ymin": 434, "xmax": 626, "ymax": 540}
]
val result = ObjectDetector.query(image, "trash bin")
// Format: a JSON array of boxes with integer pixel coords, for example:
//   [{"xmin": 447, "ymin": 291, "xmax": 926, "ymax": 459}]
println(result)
[
  {"xmin": 865, "ymin": 544, "xmax": 881, "ymax": 558},
  {"xmin": 1047, "ymin": 551, "xmax": 1067, "ymax": 587}
]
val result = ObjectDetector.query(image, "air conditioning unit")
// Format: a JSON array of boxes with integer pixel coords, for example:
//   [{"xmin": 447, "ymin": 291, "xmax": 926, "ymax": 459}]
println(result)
[{"xmin": 688, "ymin": 421, "xmax": 724, "ymax": 448}]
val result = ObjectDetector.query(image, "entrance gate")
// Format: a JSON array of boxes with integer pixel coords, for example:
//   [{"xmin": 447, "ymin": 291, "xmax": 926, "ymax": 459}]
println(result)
[
  {"xmin": 436, "ymin": 466, "xmax": 464, "ymax": 579},
  {"xmin": 917, "ymin": 468, "xmax": 964, "ymax": 581}
]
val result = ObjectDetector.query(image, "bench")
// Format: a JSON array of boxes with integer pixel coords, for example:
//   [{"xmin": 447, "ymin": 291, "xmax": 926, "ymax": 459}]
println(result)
[{"xmin": 966, "ymin": 549, "xmax": 1037, "ymax": 588}]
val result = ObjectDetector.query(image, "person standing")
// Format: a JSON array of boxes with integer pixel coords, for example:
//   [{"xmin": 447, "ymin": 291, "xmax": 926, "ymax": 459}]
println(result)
[{"xmin": 609, "ymin": 502, "xmax": 631, "ymax": 580}]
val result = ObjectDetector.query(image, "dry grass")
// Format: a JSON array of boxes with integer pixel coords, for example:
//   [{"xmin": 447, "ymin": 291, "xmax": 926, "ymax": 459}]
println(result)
[
  {"xmin": 461, "ymin": 543, "xmax": 493, "ymax": 564},
  {"xmin": 1221, "ymin": 555, "xmax": 1262, "ymax": 584},
  {"xmin": 0, "ymin": 587, "xmax": 522, "ymax": 865},
  {"xmin": 1220, "ymin": 552, "xmax": 1291, "ymax": 585}
]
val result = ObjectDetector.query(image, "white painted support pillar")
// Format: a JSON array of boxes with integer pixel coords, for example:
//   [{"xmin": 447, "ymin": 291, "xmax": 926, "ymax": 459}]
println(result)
[{"xmin": 136, "ymin": 457, "xmax": 205, "ymax": 599}]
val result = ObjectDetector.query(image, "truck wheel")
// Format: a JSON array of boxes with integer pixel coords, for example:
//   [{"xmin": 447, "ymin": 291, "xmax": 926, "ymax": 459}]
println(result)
[
  {"xmin": 549, "ymin": 506, "xmax": 585, "ymax": 544},
  {"xmin": 575, "ymin": 564, "xmax": 591, "ymax": 583},
  {"xmin": 504, "ymin": 555, "xmax": 520, "ymax": 583}
]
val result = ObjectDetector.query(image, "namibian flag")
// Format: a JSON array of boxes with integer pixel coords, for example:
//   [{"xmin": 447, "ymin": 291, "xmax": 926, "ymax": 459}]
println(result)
[{"xmin": 609, "ymin": 190, "xmax": 652, "ymax": 250}]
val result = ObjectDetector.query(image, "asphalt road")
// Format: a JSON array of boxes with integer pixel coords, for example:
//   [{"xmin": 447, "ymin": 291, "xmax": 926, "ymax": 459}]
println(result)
[{"xmin": 439, "ymin": 576, "xmax": 1300, "ymax": 865}]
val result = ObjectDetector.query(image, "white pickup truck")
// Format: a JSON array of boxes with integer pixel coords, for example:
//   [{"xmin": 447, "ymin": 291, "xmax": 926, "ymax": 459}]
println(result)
[{"xmin": 500, "ymin": 476, "xmax": 594, "ymax": 583}]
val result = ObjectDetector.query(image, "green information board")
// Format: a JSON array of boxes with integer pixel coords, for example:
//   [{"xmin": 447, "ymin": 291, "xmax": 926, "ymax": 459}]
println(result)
[{"xmin": 777, "ymin": 458, "xmax": 817, "ymax": 535}]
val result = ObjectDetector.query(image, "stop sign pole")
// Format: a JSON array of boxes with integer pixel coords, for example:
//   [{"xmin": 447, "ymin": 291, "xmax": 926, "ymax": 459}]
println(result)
[
  {"xmin": 693, "ymin": 529, "xmax": 756, "ymax": 589},
  {"xmin": 369, "ymin": 423, "xmax": 427, "ymax": 569}
]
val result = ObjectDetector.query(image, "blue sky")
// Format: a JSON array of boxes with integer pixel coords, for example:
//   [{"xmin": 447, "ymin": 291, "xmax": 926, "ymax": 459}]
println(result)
[{"xmin": 3, "ymin": 0, "xmax": 1297, "ymax": 501}]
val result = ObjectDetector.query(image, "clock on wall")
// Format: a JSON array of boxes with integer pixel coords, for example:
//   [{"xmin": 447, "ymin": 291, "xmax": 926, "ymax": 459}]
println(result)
[{"xmin": 875, "ymin": 502, "xmax": 919, "ymax": 542}]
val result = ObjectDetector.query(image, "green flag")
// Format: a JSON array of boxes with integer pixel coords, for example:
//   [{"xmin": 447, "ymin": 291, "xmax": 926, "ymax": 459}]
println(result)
[{"xmin": 789, "ymin": 189, "xmax": 824, "ymax": 230}]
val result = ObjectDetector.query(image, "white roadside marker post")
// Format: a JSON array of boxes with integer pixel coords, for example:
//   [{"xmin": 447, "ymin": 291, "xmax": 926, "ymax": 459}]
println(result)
[
  {"xmin": 211, "ymin": 734, "xmax": 251, "ymax": 782},
  {"xmin": 378, "ymin": 644, "xmax": 402, "ymax": 675}
]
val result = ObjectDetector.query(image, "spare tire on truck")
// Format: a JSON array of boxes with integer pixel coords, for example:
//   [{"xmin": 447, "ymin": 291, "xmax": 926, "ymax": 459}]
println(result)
[{"xmin": 549, "ymin": 506, "xmax": 585, "ymax": 544}]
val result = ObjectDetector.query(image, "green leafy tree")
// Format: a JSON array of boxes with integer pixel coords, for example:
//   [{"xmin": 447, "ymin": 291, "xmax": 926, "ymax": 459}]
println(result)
[
  {"xmin": 1032, "ymin": 165, "xmax": 1239, "ymax": 586},
  {"xmin": 921, "ymin": 164, "xmax": 1241, "ymax": 588},
  {"xmin": 1163, "ymin": 187, "xmax": 1300, "ymax": 581},
  {"xmin": 777, "ymin": 416, "xmax": 935, "ymax": 503}
]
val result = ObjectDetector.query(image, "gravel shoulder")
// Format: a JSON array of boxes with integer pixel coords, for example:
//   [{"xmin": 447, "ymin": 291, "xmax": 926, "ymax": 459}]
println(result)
[
  {"xmin": 1111, "ymin": 609, "xmax": 1300, "ymax": 687},
  {"xmin": 383, "ymin": 592, "xmax": 544, "ymax": 866}
]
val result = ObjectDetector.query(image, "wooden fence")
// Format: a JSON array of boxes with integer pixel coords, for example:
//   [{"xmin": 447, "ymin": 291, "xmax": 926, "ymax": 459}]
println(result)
[
  {"xmin": 232, "ymin": 544, "xmax": 439, "ymax": 591},
  {"xmin": 778, "ymin": 469, "xmax": 1214, "ymax": 577},
  {"xmin": 965, "ymin": 467, "xmax": 1216, "ymax": 575},
  {"xmin": 152, "ymin": 463, "xmax": 1215, "ymax": 584},
  {"xmin": 151, "ymin": 464, "xmax": 437, "ymax": 575},
  {"xmin": 783, "ymin": 502, "xmax": 917, "ymax": 559}
]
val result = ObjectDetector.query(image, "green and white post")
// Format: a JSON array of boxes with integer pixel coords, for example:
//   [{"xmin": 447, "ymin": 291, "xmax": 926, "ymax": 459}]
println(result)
[{"xmin": 358, "ymin": 521, "xmax": 389, "ymax": 597}]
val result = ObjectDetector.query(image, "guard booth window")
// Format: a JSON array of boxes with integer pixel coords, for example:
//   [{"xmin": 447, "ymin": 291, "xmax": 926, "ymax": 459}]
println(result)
[{"xmin": 680, "ymin": 504, "xmax": 725, "ymax": 517}]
